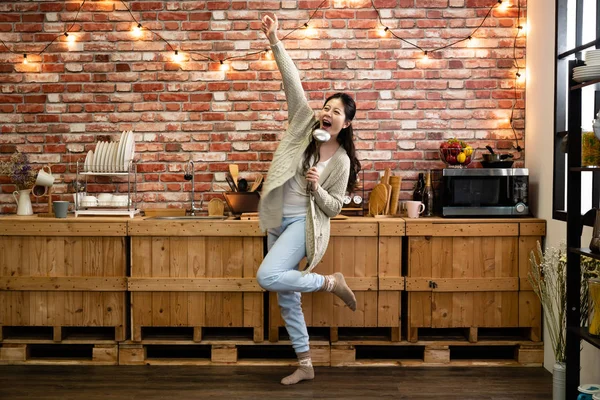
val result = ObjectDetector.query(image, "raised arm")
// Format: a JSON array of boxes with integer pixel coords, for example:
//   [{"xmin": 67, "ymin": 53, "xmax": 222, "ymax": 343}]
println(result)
[{"xmin": 261, "ymin": 14, "xmax": 312, "ymax": 123}]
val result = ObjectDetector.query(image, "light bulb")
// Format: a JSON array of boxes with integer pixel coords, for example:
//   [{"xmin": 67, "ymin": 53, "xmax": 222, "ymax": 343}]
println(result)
[
  {"xmin": 422, "ymin": 51, "xmax": 429, "ymax": 61},
  {"xmin": 304, "ymin": 23, "xmax": 316, "ymax": 37},
  {"xmin": 219, "ymin": 61, "xmax": 229, "ymax": 71},
  {"xmin": 519, "ymin": 23, "xmax": 529, "ymax": 35},
  {"xmin": 23, "ymin": 54, "xmax": 28, "ymax": 64},
  {"xmin": 516, "ymin": 70, "xmax": 525, "ymax": 82},
  {"xmin": 264, "ymin": 50, "xmax": 273, "ymax": 60},
  {"xmin": 65, "ymin": 32, "xmax": 75, "ymax": 43},
  {"xmin": 173, "ymin": 50, "xmax": 182, "ymax": 62},
  {"xmin": 498, "ymin": 1, "xmax": 510, "ymax": 11},
  {"xmin": 133, "ymin": 24, "xmax": 142, "ymax": 37},
  {"xmin": 379, "ymin": 26, "xmax": 389, "ymax": 37}
]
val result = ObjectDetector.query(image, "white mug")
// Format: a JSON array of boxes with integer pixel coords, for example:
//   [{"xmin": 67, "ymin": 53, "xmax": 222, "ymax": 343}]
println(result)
[
  {"xmin": 405, "ymin": 200, "xmax": 425, "ymax": 218},
  {"xmin": 35, "ymin": 165, "xmax": 54, "ymax": 187}
]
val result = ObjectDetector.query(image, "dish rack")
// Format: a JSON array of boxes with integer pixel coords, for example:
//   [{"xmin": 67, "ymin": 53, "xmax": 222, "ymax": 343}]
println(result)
[{"xmin": 74, "ymin": 160, "xmax": 139, "ymax": 218}]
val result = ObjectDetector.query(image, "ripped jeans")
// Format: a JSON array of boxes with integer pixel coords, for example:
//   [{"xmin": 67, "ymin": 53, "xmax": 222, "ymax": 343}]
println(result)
[{"xmin": 256, "ymin": 215, "xmax": 325, "ymax": 353}]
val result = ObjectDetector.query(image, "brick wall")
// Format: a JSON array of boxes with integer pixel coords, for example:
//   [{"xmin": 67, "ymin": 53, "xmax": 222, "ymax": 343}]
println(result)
[{"xmin": 0, "ymin": 0, "xmax": 526, "ymax": 213}]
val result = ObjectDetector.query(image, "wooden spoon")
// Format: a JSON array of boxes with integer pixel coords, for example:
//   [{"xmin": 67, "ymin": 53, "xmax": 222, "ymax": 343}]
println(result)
[
  {"xmin": 250, "ymin": 174, "xmax": 263, "ymax": 192},
  {"xmin": 229, "ymin": 164, "xmax": 239, "ymax": 189}
]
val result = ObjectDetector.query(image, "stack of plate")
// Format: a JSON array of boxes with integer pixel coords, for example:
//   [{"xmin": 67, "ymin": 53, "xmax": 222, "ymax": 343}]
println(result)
[
  {"xmin": 83, "ymin": 130, "xmax": 136, "ymax": 173},
  {"xmin": 573, "ymin": 50, "xmax": 600, "ymax": 83}
]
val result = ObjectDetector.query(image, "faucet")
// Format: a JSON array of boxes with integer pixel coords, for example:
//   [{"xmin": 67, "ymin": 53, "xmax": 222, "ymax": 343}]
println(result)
[{"xmin": 185, "ymin": 160, "xmax": 202, "ymax": 216}]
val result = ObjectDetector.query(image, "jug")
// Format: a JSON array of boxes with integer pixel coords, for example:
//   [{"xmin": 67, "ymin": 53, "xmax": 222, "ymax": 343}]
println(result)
[{"xmin": 13, "ymin": 189, "xmax": 33, "ymax": 216}]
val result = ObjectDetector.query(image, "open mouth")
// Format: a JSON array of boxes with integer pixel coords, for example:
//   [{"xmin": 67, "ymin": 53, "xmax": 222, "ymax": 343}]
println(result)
[{"xmin": 321, "ymin": 120, "xmax": 332, "ymax": 129}]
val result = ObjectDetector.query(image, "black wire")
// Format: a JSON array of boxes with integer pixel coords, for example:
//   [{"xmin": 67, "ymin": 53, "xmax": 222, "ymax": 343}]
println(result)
[
  {"xmin": 374, "ymin": 0, "xmax": 498, "ymax": 55},
  {"xmin": 509, "ymin": 0, "xmax": 523, "ymax": 152}
]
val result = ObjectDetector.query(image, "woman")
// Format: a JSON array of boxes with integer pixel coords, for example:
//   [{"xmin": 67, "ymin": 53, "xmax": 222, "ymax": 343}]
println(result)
[{"xmin": 256, "ymin": 14, "xmax": 361, "ymax": 385}]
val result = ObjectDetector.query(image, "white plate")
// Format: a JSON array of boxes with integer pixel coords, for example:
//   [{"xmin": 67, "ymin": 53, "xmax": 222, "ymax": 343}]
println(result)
[
  {"xmin": 107, "ymin": 142, "xmax": 116, "ymax": 172},
  {"xmin": 116, "ymin": 131, "xmax": 127, "ymax": 172},
  {"xmin": 84, "ymin": 150, "xmax": 92, "ymax": 172},
  {"xmin": 105, "ymin": 142, "xmax": 115, "ymax": 172},
  {"xmin": 123, "ymin": 131, "xmax": 135, "ymax": 170},
  {"xmin": 573, "ymin": 73, "xmax": 600, "ymax": 83},
  {"xmin": 94, "ymin": 141, "xmax": 104, "ymax": 173},
  {"xmin": 117, "ymin": 131, "xmax": 128, "ymax": 172},
  {"xmin": 573, "ymin": 65, "xmax": 600, "ymax": 73},
  {"xmin": 99, "ymin": 141, "xmax": 108, "ymax": 172},
  {"xmin": 111, "ymin": 142, "xmax": 119, "ymax": 172}
]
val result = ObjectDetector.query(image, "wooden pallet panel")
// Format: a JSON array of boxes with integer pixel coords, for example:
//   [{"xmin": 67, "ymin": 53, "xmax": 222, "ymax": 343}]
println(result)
[
  {"xmin": 407, "ymin": 233, "xmax": 521, "ymax": 342},
  {"xmin": 130, "ymin": 236, "xmax": 264, "ymax": 342},
  {"xmin": 0, "ymin": 343, "xmax": 118, "ymax": 365},
  {"xmin": 0, "ymin": 236, "xmax": 127, "ymax": 341},
  {"xmin": 118, "ymin": 341, "xmax": 331, "ymax": 366}
]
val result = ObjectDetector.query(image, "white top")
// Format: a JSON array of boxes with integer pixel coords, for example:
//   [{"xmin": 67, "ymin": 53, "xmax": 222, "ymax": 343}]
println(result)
[{"xmin": 282, "ymin": 157, "xmax": 331, "ymax": 217}]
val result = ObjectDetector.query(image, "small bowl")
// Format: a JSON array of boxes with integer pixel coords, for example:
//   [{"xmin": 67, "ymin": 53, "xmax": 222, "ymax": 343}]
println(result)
[{"xmin": 439, "ymin": 148, "xmax": 476, "ymax": 168}]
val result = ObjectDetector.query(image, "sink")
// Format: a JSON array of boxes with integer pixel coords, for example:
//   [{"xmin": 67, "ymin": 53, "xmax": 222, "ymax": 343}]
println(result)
[{"xmin": 147, "ymin": 216, "xmax": 228, "ymax": 220}]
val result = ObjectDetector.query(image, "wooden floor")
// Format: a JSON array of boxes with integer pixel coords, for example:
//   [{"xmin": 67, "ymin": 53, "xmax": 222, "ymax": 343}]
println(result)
[{"xmin": 0, "ymin": 365, "xmax": 551, "ymax": 399}]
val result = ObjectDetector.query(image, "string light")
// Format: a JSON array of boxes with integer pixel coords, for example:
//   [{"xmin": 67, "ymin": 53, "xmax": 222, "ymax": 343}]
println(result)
[
  {"xmin": 498, "ymin": 1, "xmax": 510, "ymax": 11},
  {"xmin": 264, "ymin": 49, "xmax": 273, "ymax": 60},
  {"xmin": 133, "ymin": 23, "xmax": 142, "ymax": 37},
  {"xmin": 23, "ymin": 54, "xmax": 27, "ymax": 64},
  {"xmin": 379, "ymin": 26, "xmax": 389, "ymax": 37},
  {"xmin": 422, "ymin": 51, "xmax": 429, "ymax": 61},
  {"xmin": 219, "ymin": 60, "xmax": 229, "ymax": 71}
]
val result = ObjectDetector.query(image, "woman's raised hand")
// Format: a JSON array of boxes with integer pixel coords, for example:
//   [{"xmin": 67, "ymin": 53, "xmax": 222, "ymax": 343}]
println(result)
[{"xmin": 261, "ymin": 14, "xmax": 279, "ymax": 44}]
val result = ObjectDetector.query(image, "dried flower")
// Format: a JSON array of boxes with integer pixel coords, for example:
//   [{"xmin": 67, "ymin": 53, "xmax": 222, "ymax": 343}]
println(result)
[
  {"xmin": 0, "ymin": 152, "xmax": 37, "ymax": 190},
  {"xmin": 528, "ymin": 241, "xmax": 600, "ymax": 364}
]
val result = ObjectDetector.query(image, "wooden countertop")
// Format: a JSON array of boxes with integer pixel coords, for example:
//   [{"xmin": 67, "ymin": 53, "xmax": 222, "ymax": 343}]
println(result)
[
  {"xmin": 0, "ymin": 215, "xmax": 129, "ymax": 236},
  {"xmin": 0, "ymin": 214, "xmax": 545, "ymax": 237}
]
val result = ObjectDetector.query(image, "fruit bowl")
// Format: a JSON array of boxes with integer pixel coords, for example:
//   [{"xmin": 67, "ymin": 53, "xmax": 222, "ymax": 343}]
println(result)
[{"xmin": 439, "ymin": 147, "xmax": 476, "ymax": 168}]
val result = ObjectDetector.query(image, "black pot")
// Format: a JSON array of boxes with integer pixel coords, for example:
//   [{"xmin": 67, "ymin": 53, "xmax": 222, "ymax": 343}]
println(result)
[{"xmin": 481, "ymin": 160, "xmax": 514, "ymax": 168}]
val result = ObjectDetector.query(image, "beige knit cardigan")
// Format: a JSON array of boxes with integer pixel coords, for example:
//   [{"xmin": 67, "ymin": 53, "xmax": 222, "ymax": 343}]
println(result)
[{"xmin": 258, "ymin": 41, "xmax": 351, "ymax": 273}]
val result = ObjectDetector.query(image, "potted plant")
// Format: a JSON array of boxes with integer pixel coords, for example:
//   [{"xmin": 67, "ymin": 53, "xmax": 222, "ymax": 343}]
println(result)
[{"xmin": 528, "ymin": 242, "xmax": 600, "ymax": 400}]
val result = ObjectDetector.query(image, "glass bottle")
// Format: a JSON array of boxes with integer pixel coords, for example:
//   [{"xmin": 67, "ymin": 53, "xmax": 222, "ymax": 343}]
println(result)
[
  {"xmin": 413, "ymin": 172, "xmax": 425, "ymax": 201},
  {"xmin": 422, "ymin": 170, "xmax": 433, "ymax": 217}
]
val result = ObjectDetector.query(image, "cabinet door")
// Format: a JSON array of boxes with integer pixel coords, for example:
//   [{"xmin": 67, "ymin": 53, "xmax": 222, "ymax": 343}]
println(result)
[{"xmin": 407, "ymin": 234, "xmax": 519, "ymax": 329}]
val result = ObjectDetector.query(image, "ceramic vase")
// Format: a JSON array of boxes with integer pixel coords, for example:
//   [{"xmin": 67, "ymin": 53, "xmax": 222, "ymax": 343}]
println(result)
[
  {"xmin": 553, "ymin": 362, "xmax": 566, "ymax": 400},
  {"xmin": 13, "ymin": 189, "xmax": 33, "ymax": 216}
]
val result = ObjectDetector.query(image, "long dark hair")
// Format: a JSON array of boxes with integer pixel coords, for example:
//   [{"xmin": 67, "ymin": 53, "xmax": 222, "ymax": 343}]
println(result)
[{"xmin": 302, "ymin": 93, "xmax": 361, "ymax": 192}]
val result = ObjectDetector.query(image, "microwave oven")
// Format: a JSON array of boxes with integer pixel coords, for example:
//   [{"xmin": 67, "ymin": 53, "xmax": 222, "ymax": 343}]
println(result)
[{"xmin": 440, "ymin": 168, "xmax": 529, "ymax": 217}]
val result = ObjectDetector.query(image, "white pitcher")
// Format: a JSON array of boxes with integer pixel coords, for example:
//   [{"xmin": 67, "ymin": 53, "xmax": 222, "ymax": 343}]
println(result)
[{"xmin": 13, "ymin": 189, "xmax": 33, "ymax": 216}]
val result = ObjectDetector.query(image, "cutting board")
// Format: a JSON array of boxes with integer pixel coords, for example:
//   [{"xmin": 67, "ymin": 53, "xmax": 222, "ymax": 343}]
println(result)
[
  {"xmin": 389, "ymin": 176, "xmax": 402, "ymax": 215},
  {"xmin": 381, "ymin": 168, "xmax": 392, "ymax": 215},
  {"xmin": 369, "ymin": 183, "xmax": 388, "ymax": 216},
  {"xmin": 208, "ymin": 198, "xmax": 225, "ymax": 216}
]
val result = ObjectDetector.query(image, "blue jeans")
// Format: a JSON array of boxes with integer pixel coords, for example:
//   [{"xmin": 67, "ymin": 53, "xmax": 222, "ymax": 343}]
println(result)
[{"xmin": 256, "ymin": 216, "xmax": 325, "ymax": 353}]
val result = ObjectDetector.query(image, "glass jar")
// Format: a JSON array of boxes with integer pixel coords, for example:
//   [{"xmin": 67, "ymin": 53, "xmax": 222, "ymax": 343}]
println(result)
[
  {"xmin": 589, "ymin": 278, "xmax": 600, "ymax": 337},
  {"xmin": 582, "ymin": 131, "xmax": 600, "ymax": 167}
]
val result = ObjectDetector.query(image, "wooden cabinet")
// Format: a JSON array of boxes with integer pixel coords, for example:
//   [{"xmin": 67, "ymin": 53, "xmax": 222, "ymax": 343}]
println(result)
[
  {"xmin": 128, "ymin": 219, "xmax": 265, "ymax": 342},
  {"xmin": 405, "ymin": 218, "xmax": 544, "ymax": 342},
  {"xmin": 0, "ymin": 217, "xmax": 128, "ymax": 342}
]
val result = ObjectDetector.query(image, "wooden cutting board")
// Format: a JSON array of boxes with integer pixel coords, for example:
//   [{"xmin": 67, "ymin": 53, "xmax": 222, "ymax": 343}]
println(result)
[
  {"xmin": 382, "ymin": 168, "xmax": 392, "ymax": 215},
  {"xmin": 389, "ymin": 176, "xmax": 402, "ymax": 215},
  {"xmin": 208, "ymin": 198, "xmax": 225, "ymax": 216},
  {"xmin": 369, "ymin": 183, "xmax": 388, "ymax": 216}
]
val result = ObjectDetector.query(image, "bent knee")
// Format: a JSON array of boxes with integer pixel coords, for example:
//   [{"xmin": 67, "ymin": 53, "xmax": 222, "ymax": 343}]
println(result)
[{"xmin": 256, "ymin": 267, "xmax": 276, "ymax": 291}]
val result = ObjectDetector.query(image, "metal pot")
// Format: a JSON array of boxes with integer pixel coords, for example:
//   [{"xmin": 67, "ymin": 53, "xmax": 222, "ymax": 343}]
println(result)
[{"xmin": 482, "ymin": 153, "xmax": 501, "ymax": 162}]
